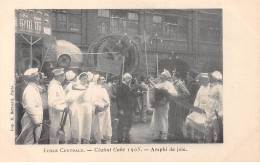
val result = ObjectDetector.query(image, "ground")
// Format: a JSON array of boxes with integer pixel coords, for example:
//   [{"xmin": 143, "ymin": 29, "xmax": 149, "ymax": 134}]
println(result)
[{"xmin": 129, "ymin": 115, "xmax": 154, "ymax": 144}]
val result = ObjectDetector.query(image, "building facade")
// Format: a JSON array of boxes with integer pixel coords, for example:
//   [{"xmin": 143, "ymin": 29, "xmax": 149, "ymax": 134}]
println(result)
[{"xmin": 16, "ymin": 9, "xmax": 222, "ymax": 77}]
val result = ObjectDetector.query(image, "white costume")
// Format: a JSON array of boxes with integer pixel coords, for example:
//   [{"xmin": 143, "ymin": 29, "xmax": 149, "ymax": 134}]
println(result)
[
  {"xmin": 16, "ymin": 82, "xmax": 43, "ymax": 144},
  {"xmin": 66, "ymin": 84, "xmax": 88, "ymax": 143},
  {"xmin": 91, "ymin": 83, "xmax": 112, "ymax": 143},
  {"xmin": 205, "ymin": 82, "xmax": 223, "ymax": 126},
  {"xmin": 186, "ymin": 84, "xmax": 211, "ymax": 135},
  {"xmin": 48, "ymin": 79, "xmax": 70, "ymax": 144},
  {"xmin": 150, "ymin": 80, "xmax": 178, "ymax": 139}
]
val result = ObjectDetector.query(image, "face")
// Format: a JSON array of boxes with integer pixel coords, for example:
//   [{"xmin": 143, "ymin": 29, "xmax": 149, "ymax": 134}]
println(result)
[
  {"xmin": 31, "ymin": 74, "xmax": 40, "ymax": 84},
  {"xmin": 200, "ymin": 78, "xmax": 209, "ymax": 86},
  {"xmin": 56, "ymin": 74, "xmax": 65, "ymax": 83},
  {"xmin": 98, "ymin": 77, "xmax": 106, "ymax": 85},
  {"xmin": 124, "ymin": 77, "xmax": 132, "ymax": 85},
  {"xmin": 80, "ymin": 75, "xmax": 88, "ymax": 85}
]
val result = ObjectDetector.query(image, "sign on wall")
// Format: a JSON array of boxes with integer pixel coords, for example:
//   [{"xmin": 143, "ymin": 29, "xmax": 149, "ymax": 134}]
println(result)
[{"xmin": 15, "ymin": 9, "xmax": 52, "ymax": 36}]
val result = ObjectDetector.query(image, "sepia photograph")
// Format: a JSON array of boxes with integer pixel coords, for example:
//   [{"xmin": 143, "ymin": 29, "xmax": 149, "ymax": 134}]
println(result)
[{"xmin": 14, "ymin": 9, "xmax": 223, "ymax": 145}]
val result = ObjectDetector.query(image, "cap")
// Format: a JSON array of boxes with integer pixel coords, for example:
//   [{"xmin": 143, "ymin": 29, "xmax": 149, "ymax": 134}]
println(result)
[
  {"xmin": 52, "ymin": 68, "xmax": 64, "ymax": 76},
  {"xmin": 200, "ymin": 73, "xmax": 209, "ymax": 79},
  {"xmin": 24, "ymin": 68, "xmax": 38, "ymax": 78},
  {"xmin": 161, "ymin": 69, "xmax": 171, "ymax": 78}
]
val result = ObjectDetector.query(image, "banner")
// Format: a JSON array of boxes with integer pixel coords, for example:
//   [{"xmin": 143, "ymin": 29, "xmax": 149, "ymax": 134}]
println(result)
[
  {"xmin": 15, "ymin": 9, "xmax": 52, "ymax": 36},
  {"xmin": 96, "ymin": 55, "xmax": 122, "ymax": 76}
]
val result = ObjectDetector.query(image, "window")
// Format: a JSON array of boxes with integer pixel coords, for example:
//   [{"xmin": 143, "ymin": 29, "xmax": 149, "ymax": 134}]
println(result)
[
  {"xmin": 68, "ymin": 11, "xmax": 81, "ymax": 31},
  {"xmin": 163, "ymin": 16, "xmax": 178, "ymax": 39},
  {"xmin": 152, "ymin": 15, "xmax": 163, "ymax": 37},
  {"xmin": 98, "ymin": 10, "xmax": 110, "ymax": 34},
  {"xmin": 199, "ymin": 20, "xmax": 221, "ymax": 42},
  {"xmin": 153, "ymin": 16, "xmax": 162, "ymax": 23},
  {"xmin": 127, "ymin": 12, "xmax": 139, "ymax": 35},
  {"xmin": 52, "ymin": 10, "xmax": 81, "ymax": 32},
  {"xmin": 110, "ymin": 10, "xmax": 127, "ymax": 34},
  {"xmin": 97, "ymin": 10, "xmax": 139, "ymax": 35},
  {"xmin": 98, "ymin": 9, "xmax": 109, "ymax": 17},
  {"xmin": 162, "ymin": 16, "xmax": 188, "ymax": 40}
]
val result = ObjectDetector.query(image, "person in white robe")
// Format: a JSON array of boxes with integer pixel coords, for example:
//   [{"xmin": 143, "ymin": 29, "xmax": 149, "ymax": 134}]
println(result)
[
  {"xmin": 150, "ymin": 69, "xmax": 178, "ymax": 141},
  {"xmin": 16, "ymin": 68, "xmax": 43, "ymax": 144},
  {"xmin": 66, "ymin": 72, "xmax": 89, "ymax": 144},
  {"xmin": 90, "ymin": 75, "xmax": 112, "ymax": 144},
  {"xmin": 48, "ymin": 68, "xmax": 70, "ymax": 144},
  {"xmin": 185, "ymin": 73, "xmax": 211, "ymax": 141},
  {"xmin": 205, "ymin": 71, "xmax": 223, "ymax": 142}
]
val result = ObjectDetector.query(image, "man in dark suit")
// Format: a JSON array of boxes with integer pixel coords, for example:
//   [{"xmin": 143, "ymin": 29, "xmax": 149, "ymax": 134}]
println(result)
[
  {"xmin": 116, "ymin": 73, "xmax": 135, "ymax": 143},
  {"xmin": 168, "ymin": 72, "xmax": 190, "ymax": 142}
]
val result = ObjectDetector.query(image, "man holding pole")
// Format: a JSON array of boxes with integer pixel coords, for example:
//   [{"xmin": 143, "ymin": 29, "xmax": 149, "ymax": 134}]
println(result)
[{"xmin": 48, "ymin": 68, "xmax": 70, "ymax": 144}]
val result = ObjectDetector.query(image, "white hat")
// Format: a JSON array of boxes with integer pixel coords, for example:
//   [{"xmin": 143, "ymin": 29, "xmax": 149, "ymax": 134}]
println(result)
[
  {"xmin": 212, "ymin": 71, "xmax": 222, "ymax": 80},
  {"xmin": 161, "ymin": 69, "xmax": 171, "ymax": 78},
  {"xmin": 200, "ymin": 73, "xmax": 209, "ymax": 79},
  {"xmin": 122, "ymin": 73, "xmax": 132, "ymax": 80},
  {"xmin": 65, "ymin": 70, "xmax": 75, "ymax": 81},
  {"xmin": 24, "ymin": 68, "xmax": 38, "ymax": 78},
  {"xmin": 87, "ymin": 72, "xmax": 94, "ymax": 81},
  {"xmin": 52, "ymin": 68, "xmax": 64, "ymax": 76}
]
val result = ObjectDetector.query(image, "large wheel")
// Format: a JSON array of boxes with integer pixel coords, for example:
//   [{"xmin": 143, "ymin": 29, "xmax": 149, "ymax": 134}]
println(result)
[
  {"xmin": 57, "ymin": 54, "xmax": 71, "ymax": 68},
  {"xmin": 88, "ymin": 34, "xmax": 140, "ymax": 75}
]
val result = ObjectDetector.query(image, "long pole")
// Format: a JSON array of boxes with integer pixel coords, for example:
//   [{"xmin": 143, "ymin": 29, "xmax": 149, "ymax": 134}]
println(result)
[
  {"xmin": 144, "ymin": 30, "xmax": 148, "ymax": 77},
  {"xmin": 30, "ymin": 36, "xmax": 33, "ymax": 68},
  {"xmin": 155, "ymin": 34, "xmax": 158, "ymax": 78},
  {"xmin": 121, "ymin": 56, "xmax": 125, "ymax": 82}
]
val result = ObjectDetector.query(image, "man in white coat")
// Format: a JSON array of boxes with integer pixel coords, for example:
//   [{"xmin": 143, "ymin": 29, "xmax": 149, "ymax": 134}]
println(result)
[
  {"xmin": 185, "ymin": 73, "xmax": 211, "ymax": 141},
  {"xmin": 150, "ymin": 69, "xmax": 178, "ymax": 141},
  {"xmin": 48, "ymin": 68, "xmax": 70, "ymax": 144},
  {"xmin": 16, "ymin": 68, "xmax": 43, "ymax": 144},
  {"xmin": 91, "ymin": 75, "xmax": 112, "ymax": 144}
]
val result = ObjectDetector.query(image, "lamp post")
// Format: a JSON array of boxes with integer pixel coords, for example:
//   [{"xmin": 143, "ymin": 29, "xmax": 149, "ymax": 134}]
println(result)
[{"xmin": 151, "ymin": 33, "xmax": 163, "ymax": 78}]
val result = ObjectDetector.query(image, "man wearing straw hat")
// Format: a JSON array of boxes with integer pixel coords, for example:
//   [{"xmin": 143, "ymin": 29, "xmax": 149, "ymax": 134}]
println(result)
[
  {"xmin": 16, "ymin": 68, "xmax": 43, "ymax": 144},
  {"xmin": 150, "ymin": 69, "xmax": 178, "ymax": 141}
]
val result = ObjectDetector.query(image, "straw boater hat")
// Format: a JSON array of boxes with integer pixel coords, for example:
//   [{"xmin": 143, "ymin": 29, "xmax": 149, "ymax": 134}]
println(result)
[
  {"xmin": 199, "ymin": 73, "xmax": 209, "ymax": 79},
  {"xmin": 24, "ymin": 68, "xmax": 39, "ymax": 78},
  {"xmin": 52, "ymin": 68, "xmax": 64, "ymax": 76}
]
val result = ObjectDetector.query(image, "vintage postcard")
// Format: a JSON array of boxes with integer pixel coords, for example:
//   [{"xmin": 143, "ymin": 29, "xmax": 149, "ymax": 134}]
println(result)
[{"xmin": 0, "ymin": 0, "xmax": 259, "ymax": 162}]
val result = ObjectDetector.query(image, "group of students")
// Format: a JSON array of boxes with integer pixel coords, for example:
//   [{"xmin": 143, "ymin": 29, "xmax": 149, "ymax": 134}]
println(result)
[
  {"xmin": 16, "ymin": 68, "xmax": 116, "ymax": 144},
  {"xmin": 150, "ymin": 69, "xmax": 223, "ymax": 143},
  {"xmin": 15, "ymin": 66, "xmax": 222, "ymax": 144}
]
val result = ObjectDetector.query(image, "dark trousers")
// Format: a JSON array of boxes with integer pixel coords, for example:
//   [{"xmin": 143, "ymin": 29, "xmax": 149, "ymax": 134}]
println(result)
[
  {"xmin": 117, "ymin": 114, "xmax": 133, "ymax": 143},
  {"xmin": 168, "ymin": 102, "xmax": 189, "ymax": 141}
]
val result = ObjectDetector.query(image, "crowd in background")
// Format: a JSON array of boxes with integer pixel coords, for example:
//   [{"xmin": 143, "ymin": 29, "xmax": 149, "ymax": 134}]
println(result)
[{"xmin": 15, "ymin": 67, "xmax": 223, "ymax": 144}]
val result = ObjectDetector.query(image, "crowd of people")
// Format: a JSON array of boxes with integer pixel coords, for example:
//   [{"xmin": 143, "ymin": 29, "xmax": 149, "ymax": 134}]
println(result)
[{"xmin": 15, "ymin": 67, "xmax": 223, "ymax": 144}]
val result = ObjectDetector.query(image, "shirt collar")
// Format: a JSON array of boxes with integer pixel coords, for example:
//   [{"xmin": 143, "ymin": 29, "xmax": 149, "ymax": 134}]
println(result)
[{"xmin": 53, "ymin": 78, "xmax": 61, "ymax": 85}]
